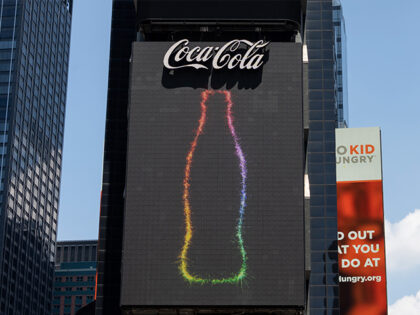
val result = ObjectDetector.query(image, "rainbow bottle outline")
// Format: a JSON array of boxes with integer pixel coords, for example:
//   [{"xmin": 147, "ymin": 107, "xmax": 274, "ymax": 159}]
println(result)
[{"xmin": 180, "ymin": 90, "xmax": 248, "ymax": 285}]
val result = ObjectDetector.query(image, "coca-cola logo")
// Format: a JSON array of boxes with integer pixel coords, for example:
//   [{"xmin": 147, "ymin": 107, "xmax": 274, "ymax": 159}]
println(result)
[{"xmin": 163, "ymin": 39, "xmax": 270, "ymax": 71}]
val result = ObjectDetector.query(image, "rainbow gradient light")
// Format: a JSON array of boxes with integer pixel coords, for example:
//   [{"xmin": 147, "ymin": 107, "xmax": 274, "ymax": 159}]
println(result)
[{"xmin": 180, "ymin": 90, "xmax": 248, "ymax": 285}]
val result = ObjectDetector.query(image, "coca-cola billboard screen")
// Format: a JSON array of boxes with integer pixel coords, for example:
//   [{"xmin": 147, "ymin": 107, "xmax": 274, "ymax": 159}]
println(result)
[{"xmin": 121, "ymin": 41, "xmax": 305, "ymax": 307}]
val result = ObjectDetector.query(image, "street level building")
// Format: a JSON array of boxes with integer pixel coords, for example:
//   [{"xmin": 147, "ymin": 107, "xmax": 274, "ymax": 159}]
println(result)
[
  {"xmin": 0, "ymin": 0, "xmax": 73, "ymax": 314},
  {"xmin": 53, "ymin": 240, "xmax": 97, "ymax": 315}
]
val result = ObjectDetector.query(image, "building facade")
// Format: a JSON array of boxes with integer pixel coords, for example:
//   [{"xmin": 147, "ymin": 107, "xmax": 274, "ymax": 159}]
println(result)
[
  {"xmin": 95, "ymin": 1, "xmax": 136, "ymax": 313},
  {"xmin": 53, "ymin": 240, "xmax": 97, "ymax": 315},
  {"xmin": 305, "ymin": 0, "xmax": 348, "ymax": 314},
  {"xmin": 0, "ymin": 0, "xmax": 72, "ymax": 314},
  {"xmin": 97, "ymin": 1, "xmax": 348, "ymax": 314},
  {"xmin": 333, "ymin": 0, "xmax": 348, "ymax": 128}
]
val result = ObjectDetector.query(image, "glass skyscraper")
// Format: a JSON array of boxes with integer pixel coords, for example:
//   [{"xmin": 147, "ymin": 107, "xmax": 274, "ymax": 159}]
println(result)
[
  {"xmin": 0, "ymin": 0, "xmax": 72, "ymax": 314},
  {"xmin": 333, "ymin": 0, "xmax": 348, "ymax": 128},
  {"xmin": 305, "ymin": 0, "xmax": 348, "ymax": 314}
]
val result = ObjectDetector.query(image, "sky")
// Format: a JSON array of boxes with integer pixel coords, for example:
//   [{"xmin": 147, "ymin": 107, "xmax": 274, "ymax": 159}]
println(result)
[
  {"xmin": 341, "ymin": 0, "xmax": 420, "ymax": 309},
  {"xmin": 58, "ymin": 0, "xmax": 420, "ymax": 310}
]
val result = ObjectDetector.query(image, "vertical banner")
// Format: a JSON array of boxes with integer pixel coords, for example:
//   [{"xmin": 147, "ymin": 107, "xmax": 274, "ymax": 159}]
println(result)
[{"xmin": 336, "ymin": 127, "xmax": 387, "ymax": 315}]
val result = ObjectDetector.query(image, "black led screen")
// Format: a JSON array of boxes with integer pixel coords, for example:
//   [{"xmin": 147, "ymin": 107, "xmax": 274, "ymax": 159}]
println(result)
[
  {"xmin": 135, "ymin": 0, "xmax": 302, "ymax": 25},
  {"xmin": 121, "ymin": 41, "xmax": 304, "ymax": 306}
]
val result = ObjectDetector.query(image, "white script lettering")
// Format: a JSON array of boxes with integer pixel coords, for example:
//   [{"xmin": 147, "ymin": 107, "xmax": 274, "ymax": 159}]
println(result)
[{"xmin": 163, "ymin": 39, "xmax": 269, "ymax": 70}]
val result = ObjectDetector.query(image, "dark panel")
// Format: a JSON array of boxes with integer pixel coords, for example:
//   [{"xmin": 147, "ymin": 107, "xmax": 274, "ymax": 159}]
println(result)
[
  {"xmin": 121, "ymin": 41, "xmax": 304, "ymax": 307},
  {"xmin": 135, "ymin": 0, "xmax": 303, "ymax": 25},
  {"xmin": 96, "ymin": 1, "xmax": 137, "ymax": 315}
]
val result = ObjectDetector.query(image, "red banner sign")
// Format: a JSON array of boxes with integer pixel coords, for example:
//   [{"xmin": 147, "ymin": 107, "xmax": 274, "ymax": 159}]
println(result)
[{"xmin": 336, "ymin": 128, "xmax": 388, "ymax": 315}]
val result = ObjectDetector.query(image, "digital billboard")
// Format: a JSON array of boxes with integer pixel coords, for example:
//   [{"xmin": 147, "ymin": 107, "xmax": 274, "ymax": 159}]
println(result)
[
  {"xmin": 336, "ymin": 127, "xmax": 388, "ymax": 315},
  {"xmin": 121, "ymin": 41, "xmax": 304, "ymax": 306}
]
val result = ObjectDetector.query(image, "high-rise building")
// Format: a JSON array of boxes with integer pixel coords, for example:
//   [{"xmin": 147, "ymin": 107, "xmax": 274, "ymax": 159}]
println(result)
[
  {"xmin": 0, "ymin": 0, "xmax": 73, "ymax": 314},
  {"xmin": 333, "ymin": 0, "xmax": 348, "ymax": 128},
  {"xmin": 97, "ymin": 1, "xmax": 348, "ymax": 314},
  {"xmin": 52, "ymin": 240, "xmax": 97, "ymax": 315},
  {"xmin": 305, "ymin": 0, "xmax": 348, "ymax": 314}
]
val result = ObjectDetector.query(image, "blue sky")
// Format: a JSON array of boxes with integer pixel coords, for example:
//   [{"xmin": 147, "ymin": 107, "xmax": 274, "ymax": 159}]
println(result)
[
  {"xmin": 342, "ymin": 0, "xmax": 420, "ymax": 222},
  {"xmin": 341, "ymin": 0, "xmax": 420, "ymax": 308},
  {"xmin": 58, "ymin": 0, "xmax": 419, "ymax": 308},
  {"xmin": 58, "ymin": 0, "xmax": 111, "ymax": 242}
]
